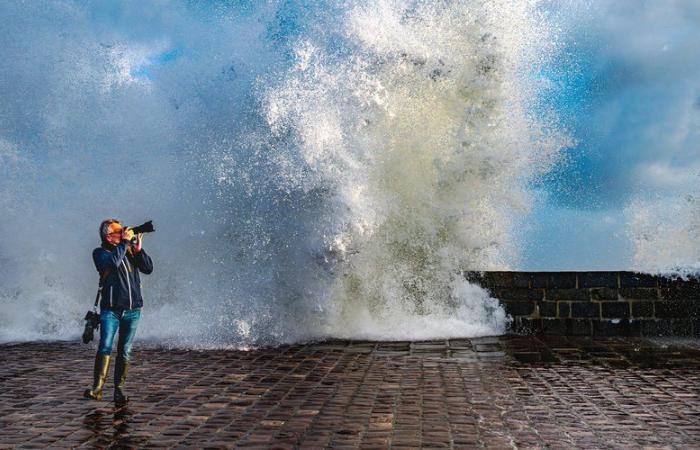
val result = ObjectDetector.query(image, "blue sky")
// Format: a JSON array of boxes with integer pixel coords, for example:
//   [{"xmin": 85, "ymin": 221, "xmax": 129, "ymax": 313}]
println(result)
[{"xmin": 519, "ymin": 0, "xmax": 700, "ymax": 269}]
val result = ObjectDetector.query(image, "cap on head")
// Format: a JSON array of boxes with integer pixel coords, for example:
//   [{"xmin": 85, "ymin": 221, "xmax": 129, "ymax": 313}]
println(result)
[{"xmin": 99, "ymin": 219, "xmax": 122, "ymax": 242}]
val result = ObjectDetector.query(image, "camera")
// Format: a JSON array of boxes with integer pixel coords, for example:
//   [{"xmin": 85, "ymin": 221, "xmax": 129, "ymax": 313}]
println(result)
[
  {"xmin": 130, "ymin": 220, "xmax": 155, "ymax": 235},
  {"xmin": 127, "ymin": 220, "xmax": 155, "ymax": 244},
  {"xmin": 82, "ymin": 310, "xmax": 100, "ymax": 344}
]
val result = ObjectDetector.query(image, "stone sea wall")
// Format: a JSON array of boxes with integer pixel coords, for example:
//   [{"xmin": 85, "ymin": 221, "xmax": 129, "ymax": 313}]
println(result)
[{"xmin": 466, "ymin": 271, "xmax": 700, "ymax": 336}]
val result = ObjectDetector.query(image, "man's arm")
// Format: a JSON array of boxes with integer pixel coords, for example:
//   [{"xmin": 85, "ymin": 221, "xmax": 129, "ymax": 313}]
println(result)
[
  {"xmin": 92, "ymin": 240, "xmax": 130, "ymax": 273},
  {"xmin": 132, "ymin": 249, "xmax": 153, "ymax": 274}
]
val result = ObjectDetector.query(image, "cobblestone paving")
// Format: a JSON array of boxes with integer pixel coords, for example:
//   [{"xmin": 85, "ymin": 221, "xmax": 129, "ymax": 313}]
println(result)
[{"xmin": 1, "ymin": 336, "xmax": 699, "ymax": 449}]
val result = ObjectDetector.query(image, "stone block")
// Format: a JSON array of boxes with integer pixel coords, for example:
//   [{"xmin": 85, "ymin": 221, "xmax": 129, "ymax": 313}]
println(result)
[
  {"xmin": 601, "ymin": 302, "xmax": 630, "ymax": 319},
  {"xmin": 579, "ymin": 272, "xmax": 618, "ymax": 288},
  {"xmin": 541, "ymin": 319, "xmax": 566, "ymax": 334},
  {"xmin": 512, "ymin": 272, "xmax": 531, "ymax": 288},
  {"xmin": 511, "ymin": 351, "xmax": 543, "ymax": 363},
  {"xmin": 660, "ymin": 284, "xmax": 700, "ymax": 301},
  {"xmin": 655, "ymin": 300, "xmax": 699, "ymax": 318},
  {"xmin": 537, "ymin": 301, "xmax": 557, "ymax": 318},
  {"xmin": 502, "ymin": 301, "xmax": 535, "ymax": 317},
  {"xmin": 565, "ymin": 318, "xmax": 592, "ymax": 335},
  {"xmin": 547, "ymin": 288, "xmax": 590, "ymax": 301},
  {"xmin": 658, "ymin": 275, "xmax": 700, "ymax": 287},
  {"xmin": 512, "ymin": 318, "xmax": 542, "ymax": 334},
  {"xmin": 591, "ymin": 288, "xmax": 619, "ymax": 300},
  {"xmin": 531, "ymin": 272, "xmax": 549, "ymax": 288},
  {"xmin": 619, "ymin": 287, "xmax": 659, "ymax": 300},
  {"xmin": 639, "ymin": 318, "xmax": 700, "ymax": 336},
  {"xmin": 670, "ymin": 319, "xmax": 693, "ymax": 335},
  {"xmin": 485, "ymin": 272, "xmax": 514, "ymax": 288},
  {"xmin": 557, "ymin": 302, "xmax": 570, "ymax": 318},
  {"xmin": 620, "ymin": 272, "xmax": 658, "ymax": 288},
  {"xmin": 640, "ymin": 319, "xmax": 672, "ymax": 336},
  {"xmin": 631, "ymin": 301, "xmax": 654, "ymax": 318},
  {"xmin": 592, "ymin": 319, "xmax": 641, "ymax": 337},
  {"xmin": 571, "ymin": 302, "xmax": 600, "ymax": 319},
  {"xmin": 492, "ymin": 288, "xmax": 544, "ymax": 301},
  {"xmin": 548, "ymin": 272, "xmax": 577, "ymax": 289}
]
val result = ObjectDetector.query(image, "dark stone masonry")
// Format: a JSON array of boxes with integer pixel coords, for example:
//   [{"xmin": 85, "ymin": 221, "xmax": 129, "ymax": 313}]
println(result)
[
  {"xmin": 466, "ymin": 271, "xmax": 700, "ymax": 337},
  {"xmin": 1, "ymin": 338, "xmax": 700, "ymax": 449}
]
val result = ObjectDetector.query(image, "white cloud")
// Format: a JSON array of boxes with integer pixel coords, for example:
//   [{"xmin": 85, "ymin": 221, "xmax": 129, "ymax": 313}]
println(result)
[{"xmin": 635, "ymin": 161, "xmax": 700, "ymax": 192}]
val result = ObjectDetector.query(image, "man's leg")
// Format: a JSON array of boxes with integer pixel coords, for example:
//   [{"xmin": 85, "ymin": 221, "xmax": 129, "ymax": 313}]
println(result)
[
  {"xmin": 84, "ymin": 309, "xmax": 118, "ymax": 400},
  {"xmin": 114, "ymin": 308, "xmax": 141, "ymax": 405}
]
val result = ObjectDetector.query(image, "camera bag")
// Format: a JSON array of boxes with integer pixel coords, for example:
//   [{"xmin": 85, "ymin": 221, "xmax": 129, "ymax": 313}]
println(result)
[{"xmin": 81, "ymin": 270, "xmax": 110, "ymax": 344}]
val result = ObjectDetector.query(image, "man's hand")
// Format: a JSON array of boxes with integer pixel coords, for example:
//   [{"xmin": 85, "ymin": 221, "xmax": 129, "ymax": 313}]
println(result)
[
  {"xmin": 133, "ymin": 233, "xmax": 144, "ymax": 253},
  {"xmin": 122, "ymin": 227, "xmax": 134, "ymax": 242}
]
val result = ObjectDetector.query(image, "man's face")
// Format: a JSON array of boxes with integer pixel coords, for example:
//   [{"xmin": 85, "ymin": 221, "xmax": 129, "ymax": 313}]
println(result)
[
  {"xmin": 104, "ymin": 223, "xmax": 122, "ymax": 245},
  {"xmin": 105, "ymin": 232, "xmax": 121, "ymax": 245}
]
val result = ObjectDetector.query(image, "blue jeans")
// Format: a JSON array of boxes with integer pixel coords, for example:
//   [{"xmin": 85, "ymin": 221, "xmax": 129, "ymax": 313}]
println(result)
[{"xmin": 98, "ymin": 308, "xmax": 141, "ymax": 361}]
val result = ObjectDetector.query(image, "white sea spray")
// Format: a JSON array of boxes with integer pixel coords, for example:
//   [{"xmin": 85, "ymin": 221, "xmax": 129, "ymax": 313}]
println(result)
[{"xmin": 0, "ymin": 1, "xmax": 569, "ymax": 347}]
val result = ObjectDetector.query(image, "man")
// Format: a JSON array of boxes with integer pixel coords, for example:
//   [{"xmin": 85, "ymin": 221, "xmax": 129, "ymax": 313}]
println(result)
[{"xmin": 84, "ymin": 219, "xmax": 153, "ymax": 406}]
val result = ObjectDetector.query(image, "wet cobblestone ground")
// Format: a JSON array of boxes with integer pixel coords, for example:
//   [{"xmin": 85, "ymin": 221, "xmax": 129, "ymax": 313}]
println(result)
[{"xmin": 1, "ymin": 336, "xmax": 699, "ymax": 449}]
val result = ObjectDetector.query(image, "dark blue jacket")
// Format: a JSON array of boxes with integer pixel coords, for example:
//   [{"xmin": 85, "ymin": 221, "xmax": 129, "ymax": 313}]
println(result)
[{"xmin": 93, "ymin": 240, "xmax": 153, "ymax": 310}]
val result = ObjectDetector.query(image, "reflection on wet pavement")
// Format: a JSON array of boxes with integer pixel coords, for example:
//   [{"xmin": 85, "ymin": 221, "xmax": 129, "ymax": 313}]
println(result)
[
  {"xmin": 80, "ymin": 407, "xmax": 146, "ymax": 448},
  {"xmin": 1, "ymin": 337, "xmax": 698, "ymax": 448}
]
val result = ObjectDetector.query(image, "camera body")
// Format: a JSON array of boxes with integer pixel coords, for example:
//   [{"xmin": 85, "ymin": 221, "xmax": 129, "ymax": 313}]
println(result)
[{"xmin": 82, "ymin": 310, "xmax": 100, "ymax": 344}]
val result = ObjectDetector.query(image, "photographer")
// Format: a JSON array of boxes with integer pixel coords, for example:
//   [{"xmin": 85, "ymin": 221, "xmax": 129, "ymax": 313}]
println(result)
[{"xmin": 84, "ymin": 219, "xmax": 153, "ymax": 406}]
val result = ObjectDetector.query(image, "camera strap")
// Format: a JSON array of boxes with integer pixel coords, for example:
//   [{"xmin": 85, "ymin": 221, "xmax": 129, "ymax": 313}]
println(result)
[{"xmin": 94, "ymin": 269, "xmax": 111, "ymax": 311}]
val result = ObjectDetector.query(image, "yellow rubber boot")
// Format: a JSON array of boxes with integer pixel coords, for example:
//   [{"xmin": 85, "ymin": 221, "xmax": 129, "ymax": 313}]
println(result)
[
  {"xmin": 113, "ymin": 357, "xmax": 130, "ymax": 406},
  {"xmin": 83, "ymin": 353, "xmax": 110, "ymax": 400}
]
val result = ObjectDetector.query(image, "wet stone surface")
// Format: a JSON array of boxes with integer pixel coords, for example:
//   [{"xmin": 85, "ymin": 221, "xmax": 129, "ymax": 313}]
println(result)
[{"xmin": 1, "ymin": 337, "xmax": 699, "ymax": 449}]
